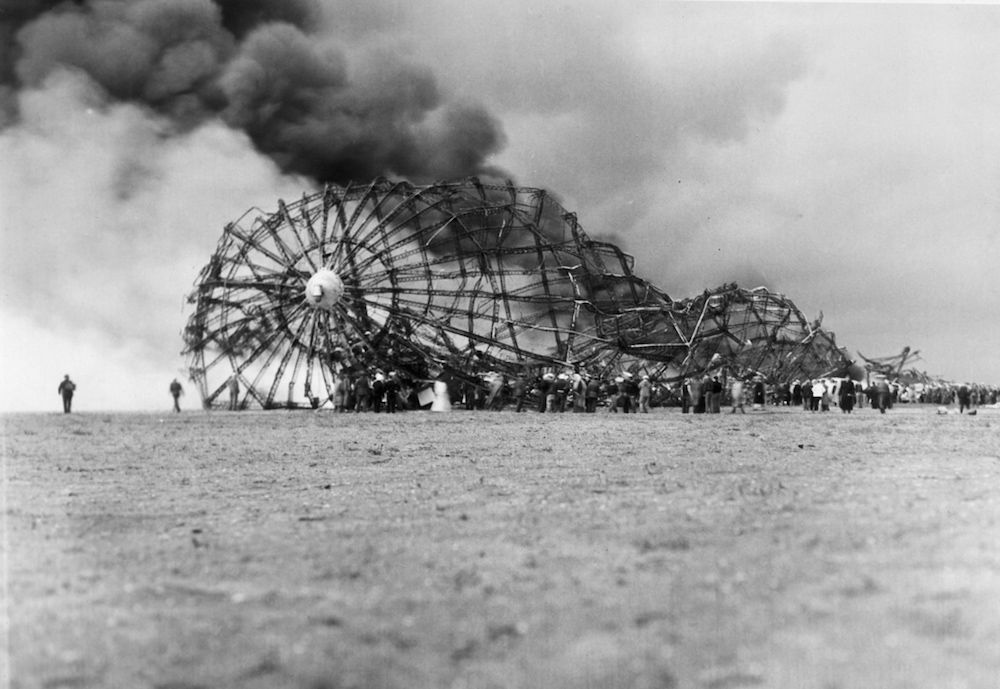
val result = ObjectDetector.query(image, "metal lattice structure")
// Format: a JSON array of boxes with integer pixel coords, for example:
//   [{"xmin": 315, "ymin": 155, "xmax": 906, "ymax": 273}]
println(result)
[
  {"xmin": 858, "ymin": 346, "xmax": 920, "ymax": 378},
  {"xmin": 184, "ymin": 177, "xmax": 852, "ymax": 409},
  {"xmin": 601, "ymin": 285, "xmax": 853, "ymax": 383}
]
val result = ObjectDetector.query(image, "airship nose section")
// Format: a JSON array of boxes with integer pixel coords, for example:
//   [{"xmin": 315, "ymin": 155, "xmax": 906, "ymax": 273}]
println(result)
[{"xmin": 304, "ymin": 269, "xmax": 345, "ymax": 309}]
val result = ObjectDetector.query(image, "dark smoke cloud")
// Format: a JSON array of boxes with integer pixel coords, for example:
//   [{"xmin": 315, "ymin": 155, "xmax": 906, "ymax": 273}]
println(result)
[
  {"xmin": 214, "ymin": 0, "xmax": 319, "ymax": 37},
  {"xmin": 2, "ymin": 0, "xmax": 505, "ymax": 183},
  {"xmin": 0, "ymin": 0, "xmax": 509, "ymax": 410},
  {"xmin": 0, "ymin": 0, "xmax": 68, "ymax": 123}
]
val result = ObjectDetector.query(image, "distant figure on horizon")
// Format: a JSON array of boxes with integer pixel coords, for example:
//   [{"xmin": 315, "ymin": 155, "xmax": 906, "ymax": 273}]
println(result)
[
  {"xmin": 169, "ymin": 378, "xmax": 184, "ymax": 413},
  {"xmin": 228, "ymin": 374, "xmax": 240, "ymax": 411},
  {"xmin": 57, "ymin": 374, "xmax": 76, "ymax": 413}
]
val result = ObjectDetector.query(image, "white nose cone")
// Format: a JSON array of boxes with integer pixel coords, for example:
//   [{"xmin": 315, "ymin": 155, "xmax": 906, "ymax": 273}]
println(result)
[{"xmin": 304, "ymin": 269, "xmax": 345, "ymax": 309}]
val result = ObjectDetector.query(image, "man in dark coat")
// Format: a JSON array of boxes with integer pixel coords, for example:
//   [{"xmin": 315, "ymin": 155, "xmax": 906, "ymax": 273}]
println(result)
[
  {"xmin": 384, "ymin": 372, "xmax": 401, "ymax": 413},
  {"xmin": 57, "ymin": 374, "xmax": 76, "ymax": 413},
  {"xmin": 839, "ymin": 378, "xmax": 856, "ymax": 414},
  {"xmin": 585, "ymin": 374, "xmax": 601, "ymax": 413},
  {"xmin": 956, "ymin": 384, "xmax": 971, "ymax": 413},
  {"xmin": 169, "ymin": 378, "xmax": 184, "ymax": 413}
]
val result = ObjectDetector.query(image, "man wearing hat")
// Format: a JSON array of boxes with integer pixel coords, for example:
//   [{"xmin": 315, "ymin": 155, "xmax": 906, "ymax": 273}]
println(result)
[{"xmin": 57, "ymin": 374, "xmax": 76, "ymax": 413}]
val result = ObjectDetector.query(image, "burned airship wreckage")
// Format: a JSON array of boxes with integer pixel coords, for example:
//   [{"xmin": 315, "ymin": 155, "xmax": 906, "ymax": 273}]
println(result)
[{"xmin": 184, "ymin": 178, "xmax": 852, "ymax": 409}]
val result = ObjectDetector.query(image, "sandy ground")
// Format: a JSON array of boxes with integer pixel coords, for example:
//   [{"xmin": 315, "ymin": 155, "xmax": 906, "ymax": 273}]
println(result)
[{"xmin": 3, "ymin": 404, "xmax": 1000, "ymax": 689}]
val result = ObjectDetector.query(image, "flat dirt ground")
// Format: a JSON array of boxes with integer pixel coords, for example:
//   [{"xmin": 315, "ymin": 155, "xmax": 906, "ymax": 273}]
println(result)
[{"xmin": 4, "ymin": 405, "xmax": 1000, "ymax": 689}]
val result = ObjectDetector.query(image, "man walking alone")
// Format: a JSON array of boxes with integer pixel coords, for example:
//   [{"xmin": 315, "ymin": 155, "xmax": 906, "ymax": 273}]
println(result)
[
  {"xmin": 57, "ymin": 374, "xmax": 76, "ymax": 413},
  {"xmin": 169, "ymin": 378, "xmax": 184, "ymax": 412}
]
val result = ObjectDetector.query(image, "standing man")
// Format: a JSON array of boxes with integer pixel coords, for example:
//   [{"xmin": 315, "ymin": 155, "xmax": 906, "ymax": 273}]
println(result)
[
  {"xmin": 511, "ymin": 374, "xmax": 528, "ymax": 413},
  {"xmin": 553, "ymin": 373, "xmax": 570, "ymax": 412},
  {"xmin": 57, "ymin": 374, "xmax": 76, "ymax": 413},
  {"xmin": 710, "ymin": 376, "xmax": 724, "ymax": 413},
  {"xmin": 622, "ymin": 373, "xmax": 639, "ymax": 413},
  {"xmin": 810, "ymin": 379, "xmax": 826, "ymax": 412},
  {"xmin": 839, "ymin": 378, "xmax": 856, "ymax": 414},
  {"xmin": 169, "ymin": 378, "xmax": 184, "ymax": 413},
  {"xmin": 585, "ymin": 374, "xmax": 601, "ymax": 413},
  {"xmin": 353, "ymin": 370, "xmax": 372, "ymax": 412},
  {"xmin": 228, "ymin": 374, "xmax": 240, "ymax": 411},
  {"xmin": 956, "ymin": 383, "xmax": 971, "ymax": 414},
  {"xmin": 384, "ymin": 372, "xmax": 401, "ymax": 413},
  {"xmin": 753, "ymin": 378, "xmax": 767, "ymax": 409},
  {"xmin": 638, "ymin": 375, "xmax": 652, "ymax": 413},
  {"xmin": 371, "ymin": 371, "xmax": 386, "ymax": 413}
]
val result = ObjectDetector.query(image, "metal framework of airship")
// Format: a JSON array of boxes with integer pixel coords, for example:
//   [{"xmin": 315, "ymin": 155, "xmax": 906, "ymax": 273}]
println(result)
[{"xmin": 183, "ymin": 177, "xmax": 852, "ymax": 409}]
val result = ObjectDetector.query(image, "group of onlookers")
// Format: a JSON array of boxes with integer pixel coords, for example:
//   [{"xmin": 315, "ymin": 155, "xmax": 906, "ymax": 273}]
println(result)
[
  {"xmin": 56, "ymin": 367, "xmax": 997, "ymax": 414},
  {"xmin": 330, "ymin": 370, "xmax": 407, "ymax": 412},
  {"xmin": 679, "ymin": 376, "xmax": 999, "ymax": 415},
  {"xmin": 330, "ymin": 367, "xmax": 999, "ymax": 415},
  {"xmin": 474, "ymin": 372, "xmax": 999, "ymax": 416}
]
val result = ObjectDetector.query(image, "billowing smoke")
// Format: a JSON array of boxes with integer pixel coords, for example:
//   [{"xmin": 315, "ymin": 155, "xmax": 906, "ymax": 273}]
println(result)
[
  {"xmin": 2, "ymin": 0, "xmax": 505, "ymax": 182},
  {"xmin": 0, "ymin": 0, "xmax": 507, "ymax": 409}
]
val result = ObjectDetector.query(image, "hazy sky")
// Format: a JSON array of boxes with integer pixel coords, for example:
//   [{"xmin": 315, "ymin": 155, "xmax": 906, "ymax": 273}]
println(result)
[{"xmin": 2, "ymin": 1, "xmax": 998, "ymax": 412}]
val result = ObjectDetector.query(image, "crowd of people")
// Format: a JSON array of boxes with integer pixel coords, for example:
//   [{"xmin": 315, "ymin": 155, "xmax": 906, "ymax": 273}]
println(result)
[
  {"xmin": 300, "ymin": 368, "xmax": 1000, "ymax": 416},
  {"xmin": 52, "ymin": 371, "xmax": 999, "ymax": 415},
  {"xmin": 676, "ymin": 375, "xmax": 999, "ymax": 416}
]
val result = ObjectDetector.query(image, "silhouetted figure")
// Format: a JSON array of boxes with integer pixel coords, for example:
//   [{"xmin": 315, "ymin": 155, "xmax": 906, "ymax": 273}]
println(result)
[
  {"xmin": 956, "ymin": 384, "xmax": 971, "ymax": 414},
  {"xmin": 353, "ymin": 371, "xmax": 372, "ymax": 412},
  {"xmin": 584, "ymin": 375, "xmax": 600, "ymax": 413},
  {"xmin": 228, "ymin": 375, "xmax": 240, "ymax": 411},
  {"xmin": 57, "ymin": 374, "xmax": 76, "ymax": 413},
  {"xmin": 710, "ymin": 376, "xmax": 723, "ymax": 413},
  {"xmin": 839, "ymin": 379, "xmax": 856, "ymax": 414},
  {"xmin": 753, "ymin": 379, "xmax": 766, "ymax": 408},
  {"xmin": 384, "ymin": 372, "xmax": 401, "ymax": 413},
  {"xmin": 169, "ymin": 378, "xmax": 184, "ymax": 412}
]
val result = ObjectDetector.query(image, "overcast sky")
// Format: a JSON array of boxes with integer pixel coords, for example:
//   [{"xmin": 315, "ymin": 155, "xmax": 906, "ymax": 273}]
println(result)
[{"xmin": 2, "ymin": 1, "xmax": 998, "ymax": 412}]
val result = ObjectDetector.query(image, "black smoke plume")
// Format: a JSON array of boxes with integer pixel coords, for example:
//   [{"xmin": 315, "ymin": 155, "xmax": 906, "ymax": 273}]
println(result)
[{"xmin": 1, "ymin": 0, "xmax": 506, "ymax": 182}]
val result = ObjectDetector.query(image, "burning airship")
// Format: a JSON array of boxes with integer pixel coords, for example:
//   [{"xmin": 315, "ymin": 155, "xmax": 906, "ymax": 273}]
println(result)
[{"xmin": 183, "ymin": 177, "xmax": 852, "ymax": 409}]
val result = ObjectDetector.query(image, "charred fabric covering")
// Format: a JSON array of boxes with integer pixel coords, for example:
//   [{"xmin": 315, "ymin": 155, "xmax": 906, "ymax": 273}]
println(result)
[{"xmin": 184, "ymin": 178, "xmax": 852, "ymax": 410}]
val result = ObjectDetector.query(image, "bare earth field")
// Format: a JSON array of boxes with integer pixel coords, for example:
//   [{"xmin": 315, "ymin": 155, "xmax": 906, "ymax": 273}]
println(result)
[{"xmin": 3, "ymin": 405, "xmax": 1000, "ymax": 689}]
